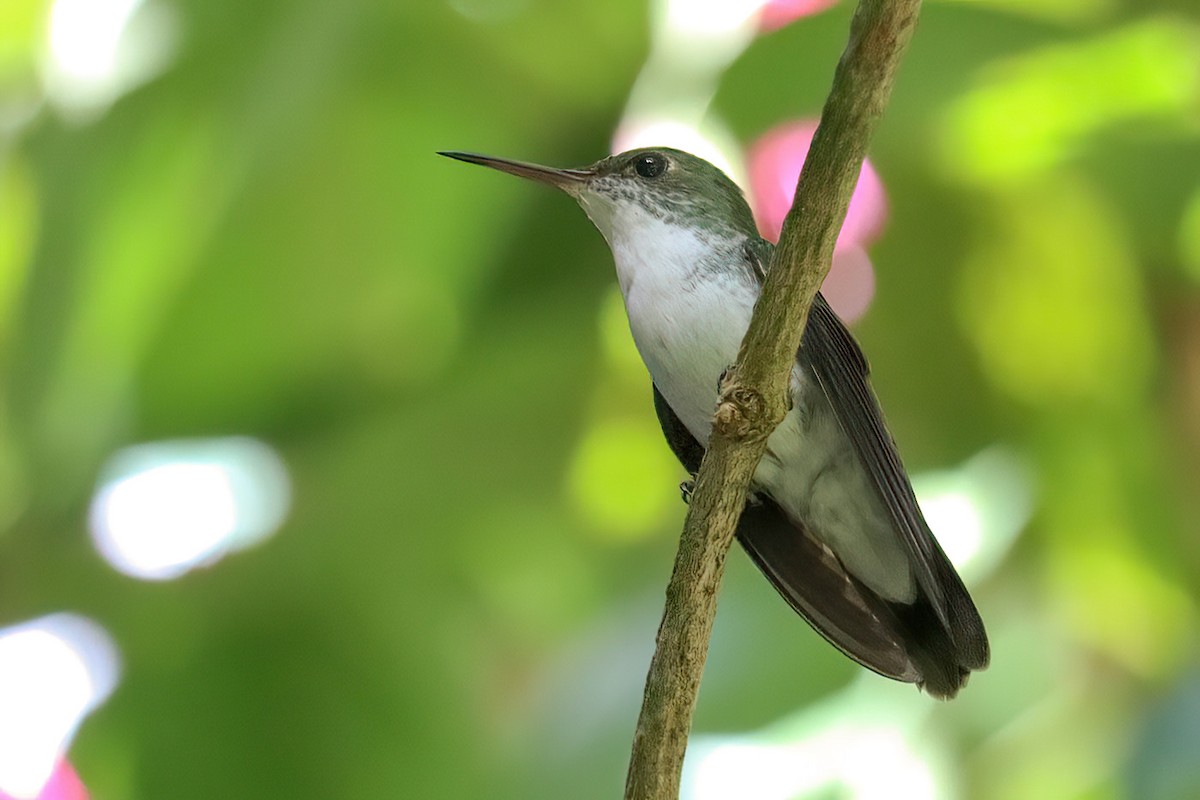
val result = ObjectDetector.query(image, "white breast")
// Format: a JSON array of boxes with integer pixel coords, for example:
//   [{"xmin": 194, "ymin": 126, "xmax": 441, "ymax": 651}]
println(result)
[{"xmin": 605, "ymin": 209, "xmax": 758, "ymax": 445}]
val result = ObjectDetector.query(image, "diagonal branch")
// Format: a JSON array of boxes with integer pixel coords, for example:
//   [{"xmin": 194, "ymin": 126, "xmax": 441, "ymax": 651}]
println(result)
[{"xmin": 622, "ymin": 2, "xmax": 924, "ymax": 798}]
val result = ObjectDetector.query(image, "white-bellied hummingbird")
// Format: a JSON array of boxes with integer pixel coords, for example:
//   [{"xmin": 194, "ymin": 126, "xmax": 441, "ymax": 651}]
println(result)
[{"xmin": 440, "ymin": 147, "xmax": 988, "ymax": 698}]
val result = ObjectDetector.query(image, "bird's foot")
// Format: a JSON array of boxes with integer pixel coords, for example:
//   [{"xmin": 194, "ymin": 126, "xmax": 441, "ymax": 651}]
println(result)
[
  {"xmin": 680, "ymin": 475, "xmax": 697, "ymax": 505},
  {"xmin": 717, "ymin": 366, "xmax": 733, "ymax": 394}
]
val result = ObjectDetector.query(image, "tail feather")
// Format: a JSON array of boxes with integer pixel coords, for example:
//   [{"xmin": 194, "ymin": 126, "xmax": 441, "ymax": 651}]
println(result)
[{"xmin": 737, "ymin": 496, "xmax": 981, "ymax": 699}]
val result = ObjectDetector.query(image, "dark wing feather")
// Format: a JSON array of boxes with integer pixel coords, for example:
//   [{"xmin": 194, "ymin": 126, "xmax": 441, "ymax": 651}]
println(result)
[
  {"xmin": 646, "ymin": 239, "xmax": 988, "ymax": 696},
  {"xmin": 652, "ymin": 386, "xmax": 704, "ymax": 475},
  {"xmin": 653, "ymin": 366, "xmax": 988, "ymax": 695},
  {"xmin": 652, "ymin": 383, "xmax": 919, "ymax": 683},
  {"xmin": 802, "ymin": 292, "xmax": 989, "ymax": 671},
  {"xmin": 744, "ymin": 236, "xmax": 989, "ymax": 674},
  {"xmin": 736, "ymin": 496, "xmax": 921, "ymax": 682}
]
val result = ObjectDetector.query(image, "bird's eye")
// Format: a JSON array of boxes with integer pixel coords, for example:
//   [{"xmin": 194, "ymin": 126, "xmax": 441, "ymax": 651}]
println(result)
[{"xmin": 633, "ymin": 153, "xmax": 667, "ymax": 179}]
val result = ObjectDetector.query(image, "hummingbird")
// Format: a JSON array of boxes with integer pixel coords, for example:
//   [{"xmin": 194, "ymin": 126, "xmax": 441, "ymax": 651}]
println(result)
[{"xmin": 440, "ymin": 147, "xmax": 988, "ymax": 698}]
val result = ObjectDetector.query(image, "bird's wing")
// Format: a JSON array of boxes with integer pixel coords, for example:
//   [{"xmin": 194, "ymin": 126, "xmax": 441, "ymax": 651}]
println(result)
[
  {"xmin": 744, "ymin": 236, "xmax": 989, "ymax": 673},
  {"xmin": 651, "ymin": 382, "xmax": 919, "ymax": 683},
  {"xmin": 652, "ymin": 385, "xmax": 705, "ymax": 475}
]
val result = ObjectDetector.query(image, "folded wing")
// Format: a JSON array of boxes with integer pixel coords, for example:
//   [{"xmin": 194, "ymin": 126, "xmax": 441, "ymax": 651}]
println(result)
[{"xmin": 645, "ymin": 238, "xmax": 988, "ymax": 698}]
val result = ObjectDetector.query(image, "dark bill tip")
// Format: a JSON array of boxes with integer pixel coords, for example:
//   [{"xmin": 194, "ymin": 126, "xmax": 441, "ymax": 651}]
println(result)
[{"xmin": 438, "ymin": 151, "xmax": 592, "ymax": 189}]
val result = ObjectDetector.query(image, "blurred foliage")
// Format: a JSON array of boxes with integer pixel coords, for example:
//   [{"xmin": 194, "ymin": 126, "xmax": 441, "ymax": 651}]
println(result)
[{"xmin": 1, "ymin": 0, "xmax": 1198, "ymax": 798}]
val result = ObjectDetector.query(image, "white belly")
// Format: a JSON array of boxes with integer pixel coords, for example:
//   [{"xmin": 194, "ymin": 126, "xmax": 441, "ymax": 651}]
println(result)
[{"xmin": 626, "ymin": 274, "xmax": 758, "ymax": 445}]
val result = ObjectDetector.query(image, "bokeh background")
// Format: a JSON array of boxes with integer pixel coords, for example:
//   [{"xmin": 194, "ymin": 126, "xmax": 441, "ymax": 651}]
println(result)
[{"xmin": 1, "ymin": 0, "xmax": 1199, "ymax": 798}]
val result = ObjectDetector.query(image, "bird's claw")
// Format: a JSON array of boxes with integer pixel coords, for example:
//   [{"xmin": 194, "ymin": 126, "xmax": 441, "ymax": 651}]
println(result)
[
  {"xmin": 717, "ymin": 366, "xmax": 733, "ymax": 394},
  {"xmin": 680, "ymin": 476, "xmax": 697, "ymax": 505}
]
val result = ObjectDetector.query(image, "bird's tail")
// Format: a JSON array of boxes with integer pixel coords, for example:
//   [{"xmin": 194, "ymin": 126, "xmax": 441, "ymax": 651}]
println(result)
[{"xmin": 736, "ymin": 495, "xmax": 985, "ymax": 699}]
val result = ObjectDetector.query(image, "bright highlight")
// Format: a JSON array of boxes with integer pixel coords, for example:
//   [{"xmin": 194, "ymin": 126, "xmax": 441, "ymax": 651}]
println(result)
[
  {"xmin": 688, "ymin": 726, "xmax": 938, "ymax": 800},
  {"xmin": 47, "ymin": 0, "xmax": 142, "ymax": 85},
  {"xmin": 44, "ymin": 0, "xmax": 177, "ymax": 116},
  {"xmin": 0, "ymin": 616, "xmax": 118, "ymax": 799},
  {"xmin": 89, "ymin": 437, "xmax": 291, "ymax": 580}
]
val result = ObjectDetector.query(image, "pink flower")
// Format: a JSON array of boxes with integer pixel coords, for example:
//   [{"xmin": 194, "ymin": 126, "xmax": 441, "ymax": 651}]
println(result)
[
  {"xmin": 747, "ymin": 120, "xmax": 888, "ymax": 323},
  {"xmin": 0, "ymin": 761, "xmax": 88, "ymax": 800},
  {"xmin": 759, "ymin": 0, "xmax": 840, "ymax": 32}
]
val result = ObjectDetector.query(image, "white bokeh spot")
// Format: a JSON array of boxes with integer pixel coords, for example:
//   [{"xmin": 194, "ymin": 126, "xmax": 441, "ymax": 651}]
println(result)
[
  {"xmin": 0, "ymin": 615, "xmax": 119, "ymax": 799},
  {"xmin": 89, "ymin": 437, "xmax": 291, "ymax": 581}
]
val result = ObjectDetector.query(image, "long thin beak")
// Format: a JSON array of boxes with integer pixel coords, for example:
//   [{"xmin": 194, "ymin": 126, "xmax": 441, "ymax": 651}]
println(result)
[{"xmin": 438, "ymin": 151, "xmax": 593, "ymax": 191}]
